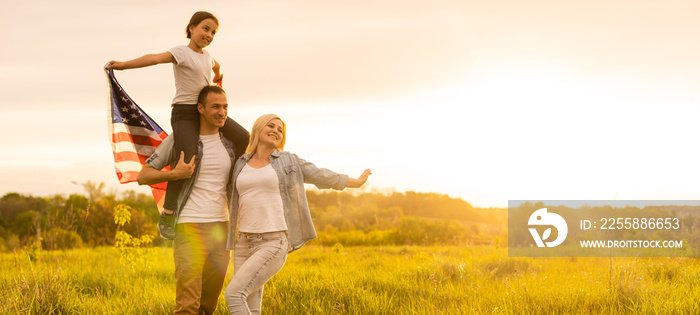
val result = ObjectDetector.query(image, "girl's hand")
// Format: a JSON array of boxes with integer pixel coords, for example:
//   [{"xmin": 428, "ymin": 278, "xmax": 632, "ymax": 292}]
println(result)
[
  {"xmin": 106, "ymin": 61, "xmax": 125, "ymax": 70},
  {"xmin": 212, "ymin": 59, "xmax": 223, "ymax": 85},
  {"xmin": 213, "ymin": 72, "xmax": 223, "ymax": 85}
]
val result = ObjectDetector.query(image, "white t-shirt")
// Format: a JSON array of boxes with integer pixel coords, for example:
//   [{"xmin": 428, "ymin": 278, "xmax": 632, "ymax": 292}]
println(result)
[
  {"xmin": 169, "ymin": 45, "xmax": 214, "ymax": 105},
  {"xmin": 236, "ymin": 164, "xmax": 287, "ymax": 233},
  {"xmin": 178, "ymin": 134, "xmax": 231, "ymax": 223}
]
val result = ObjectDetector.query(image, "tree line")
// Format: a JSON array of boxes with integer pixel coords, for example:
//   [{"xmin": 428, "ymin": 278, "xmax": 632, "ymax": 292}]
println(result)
[
  {"xmin": 305, "ymin": 189, "xmax": 506, "ymax": 246},
  {"xmin": 0, "ymin": 182, "xmax": 507, "ymax": 252}
]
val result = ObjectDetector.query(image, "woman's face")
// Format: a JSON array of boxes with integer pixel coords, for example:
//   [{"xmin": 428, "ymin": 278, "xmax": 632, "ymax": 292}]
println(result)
[{"xmin": 259, "ymin": 118, "xmax": 284, "ymax": 148}]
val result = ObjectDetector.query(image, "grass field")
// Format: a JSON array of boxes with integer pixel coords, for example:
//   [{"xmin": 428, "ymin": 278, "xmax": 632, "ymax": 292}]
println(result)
[{"xmin": 2, "ymin": 245, "xmax": 700, "ymax": 314}]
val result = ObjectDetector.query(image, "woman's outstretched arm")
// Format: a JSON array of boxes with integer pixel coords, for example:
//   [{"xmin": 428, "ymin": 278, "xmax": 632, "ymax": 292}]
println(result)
[{"xmin": 346, "ymin": 169, "xmax": 372, "ymax": 188}]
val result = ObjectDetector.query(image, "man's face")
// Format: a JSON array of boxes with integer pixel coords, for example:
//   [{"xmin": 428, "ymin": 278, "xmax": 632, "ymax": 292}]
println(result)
[{"xmin": 198, "ymin": 92, "xmax": 228, "ymax": 129}]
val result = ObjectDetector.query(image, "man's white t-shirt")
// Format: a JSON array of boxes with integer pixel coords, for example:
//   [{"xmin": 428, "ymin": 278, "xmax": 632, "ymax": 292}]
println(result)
[{"xmin": 178, "ymin": 134, "xmax": 231, "ymax": 223}]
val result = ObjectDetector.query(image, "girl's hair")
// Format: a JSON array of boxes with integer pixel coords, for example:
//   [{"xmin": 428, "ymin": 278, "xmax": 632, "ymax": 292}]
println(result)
[
  {"xmin": 246, "ymin": 114, "xmax": 286, "ymax": 154},
  {"xmin": 186, "ymin": 11, "xmax": 219, "ymax": 39}
]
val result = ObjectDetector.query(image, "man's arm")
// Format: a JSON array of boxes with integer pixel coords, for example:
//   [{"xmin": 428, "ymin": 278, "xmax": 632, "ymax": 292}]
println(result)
[{"xmin": 137, "ymin": 151, "xmax": 195, "ymax": 185}]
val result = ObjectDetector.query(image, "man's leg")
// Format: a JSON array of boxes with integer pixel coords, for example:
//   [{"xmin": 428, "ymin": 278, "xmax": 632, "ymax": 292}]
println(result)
[
  {"xmin": 173, "ymin": 223, "xmax": 206, "ymax": 314},
  {"xmin": 199, "ymin": 222, "xmax": 230, "ymax": 315}
]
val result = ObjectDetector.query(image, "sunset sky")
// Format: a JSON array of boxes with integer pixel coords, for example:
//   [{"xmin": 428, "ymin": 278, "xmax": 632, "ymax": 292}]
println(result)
[{"xmin": 1, "ymin": 0, "xmax": 699, "ymax": 207}]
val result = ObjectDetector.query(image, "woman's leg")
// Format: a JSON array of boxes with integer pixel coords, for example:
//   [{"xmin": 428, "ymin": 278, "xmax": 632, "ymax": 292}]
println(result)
[{"xmin": 225, "ymin": 233, "xmax": 288, "ymax": 315}]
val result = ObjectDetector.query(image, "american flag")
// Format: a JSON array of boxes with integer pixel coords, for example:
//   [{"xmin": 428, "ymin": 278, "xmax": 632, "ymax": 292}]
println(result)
[{"xmin": 105, "ymin": 68, "xmax": 168, "ymax": 210}]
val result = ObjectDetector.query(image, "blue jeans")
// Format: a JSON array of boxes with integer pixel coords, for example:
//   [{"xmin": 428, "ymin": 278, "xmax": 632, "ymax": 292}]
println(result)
[{"xmin": 225, "ymin": 232, "xmax": 288, "ymax": 314}]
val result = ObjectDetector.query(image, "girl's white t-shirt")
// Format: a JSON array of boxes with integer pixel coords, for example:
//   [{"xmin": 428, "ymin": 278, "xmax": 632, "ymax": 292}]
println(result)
[
  {"xmin": 169, "ymin": 45, "xmax": 214, "ymax": 105},
  {"xmin": 178, "ymin": 134, "xmax": 231, "ymax": 223},
  {"xmin": 236, "ymin": 164, "xmax": 288, "ymax": 233}
]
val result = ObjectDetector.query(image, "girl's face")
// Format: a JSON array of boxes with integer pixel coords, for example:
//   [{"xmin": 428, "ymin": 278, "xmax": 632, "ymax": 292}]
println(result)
[
  {"xmin": 189, "ymin": 18, "xmax": 218, "ymax": 49},
  {"xmin": 259, "ymin": 119, "xmax": 284, "ymax": 148}
]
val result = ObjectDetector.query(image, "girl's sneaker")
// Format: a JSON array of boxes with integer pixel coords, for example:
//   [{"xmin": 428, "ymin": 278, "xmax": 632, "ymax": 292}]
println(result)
[{"xmin": 158, "ymin": 212, "xmax": 176, "ymax": 240}]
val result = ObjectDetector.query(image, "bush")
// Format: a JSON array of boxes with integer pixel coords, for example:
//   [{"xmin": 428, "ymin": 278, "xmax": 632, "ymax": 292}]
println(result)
[
  {"xmin": 6, "ymin": 234, "xmax": 20, "ymax": 251},
  {"xmin": 390, "ymin": 217, "xmax": 469, "ymax": 246},
  {"xmin": 43, "ymin": 228, "xmax": 83, "ymax": 250},
  {"xmin": 315, "ymin": 217, "xmax": 468, "ymax": 247}
]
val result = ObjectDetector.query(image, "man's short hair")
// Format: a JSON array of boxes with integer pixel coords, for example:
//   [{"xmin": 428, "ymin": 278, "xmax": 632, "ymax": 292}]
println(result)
[{"xmin": 197, "ymin": 85, "xmax": 226, "ymax": 106}]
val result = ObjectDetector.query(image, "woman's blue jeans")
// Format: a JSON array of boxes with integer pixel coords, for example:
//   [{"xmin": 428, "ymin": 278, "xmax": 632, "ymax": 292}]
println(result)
[{"xmin": 225, "ymin": 232, "xmax": 288, "ymax": 314}]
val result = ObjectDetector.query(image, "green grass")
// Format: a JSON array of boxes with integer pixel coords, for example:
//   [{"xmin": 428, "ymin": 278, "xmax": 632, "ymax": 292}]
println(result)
[{"xmin": 2, "ymin": 246, "xmax": 700, "ymax": 314}]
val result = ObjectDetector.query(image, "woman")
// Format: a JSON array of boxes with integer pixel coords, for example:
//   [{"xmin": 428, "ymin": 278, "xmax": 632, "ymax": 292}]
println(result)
[{"xmin": 225, "ymin": 113, "xmax": 371, "ymax": 314}]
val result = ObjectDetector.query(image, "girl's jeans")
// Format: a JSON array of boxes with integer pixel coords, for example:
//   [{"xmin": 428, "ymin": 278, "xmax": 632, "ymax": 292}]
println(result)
[{"xmin": 225, "ymin": 232, "xmax": 288, "ymax": 315}]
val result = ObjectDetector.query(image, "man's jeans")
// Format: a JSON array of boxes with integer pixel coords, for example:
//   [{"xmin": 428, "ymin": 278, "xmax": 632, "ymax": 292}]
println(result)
[
  {"xmin": 225, "ymin": 232, "xmax": 288, "ymax": 314},
  {"xmin": 173, "ymin": 222, "xmax": 230, "ymax": 315}
]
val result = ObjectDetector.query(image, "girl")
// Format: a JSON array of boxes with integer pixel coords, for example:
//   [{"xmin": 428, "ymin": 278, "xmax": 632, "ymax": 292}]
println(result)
[
  {"xmin": 107, "ymin": 11, "xmax": 249, "ymax": 240},
  {"xmin": 224, "ymin": 114, "xmax": 371, "ymax": 314}
]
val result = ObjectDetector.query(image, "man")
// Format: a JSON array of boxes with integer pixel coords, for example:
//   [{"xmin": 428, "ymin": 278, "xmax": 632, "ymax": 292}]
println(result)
[{"xmin": 137, "ymin": 85, "xmax": 247, "ymax": 314}]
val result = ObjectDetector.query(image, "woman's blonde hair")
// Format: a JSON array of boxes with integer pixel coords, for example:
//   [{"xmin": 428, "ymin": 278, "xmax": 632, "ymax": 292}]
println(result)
[{"xmin": 246, "ymin": 114, "xmax": 286, "ymax": 154}]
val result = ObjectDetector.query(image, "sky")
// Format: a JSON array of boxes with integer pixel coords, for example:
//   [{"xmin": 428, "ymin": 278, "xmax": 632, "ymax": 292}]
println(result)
[{"xmin": 1, "ymin": 0, "xmax": 700, "ymax": 208}]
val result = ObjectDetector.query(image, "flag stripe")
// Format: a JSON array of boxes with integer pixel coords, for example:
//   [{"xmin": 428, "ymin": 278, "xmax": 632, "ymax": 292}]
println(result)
[
  {"xmin": 112, "ymin": 132, "xmax": 164, "ymax": 147},
  {"xmin": 116, "ymin": 170, "xmax": 141, "ymax": 184},
  {"xmin": 111, "ymin": 123, "xmax": 166, "ymax": 140},
  {"xmin": 115, "ymin": 159, "xmax": 146, "ymax": 171},
  {"xmin": 113, "ymin": 150, "xmax": 147, "ymax": 162},
  {"xmin": 112, "ymin": 139, "xmax": 158, "ymax": 157},
  {"xmin": 105, "ymin": 68, "xmax": 169, "ymax": 211}
]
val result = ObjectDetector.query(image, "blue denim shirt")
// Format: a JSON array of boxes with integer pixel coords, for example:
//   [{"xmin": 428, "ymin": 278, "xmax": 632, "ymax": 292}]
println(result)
[
  {"xmin": 145, "ymin": 133, "xmax": 236, "ymax": 224},
  {"xmin": 227, "ymin": 150, "xmax": 349, "ymax": 252}
]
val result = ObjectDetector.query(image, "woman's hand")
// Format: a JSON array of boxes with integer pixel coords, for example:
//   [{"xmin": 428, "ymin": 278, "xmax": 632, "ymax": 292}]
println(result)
[{"xmin": 347, "ymin": 169, "xmax": 372, "ymax": 188}]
